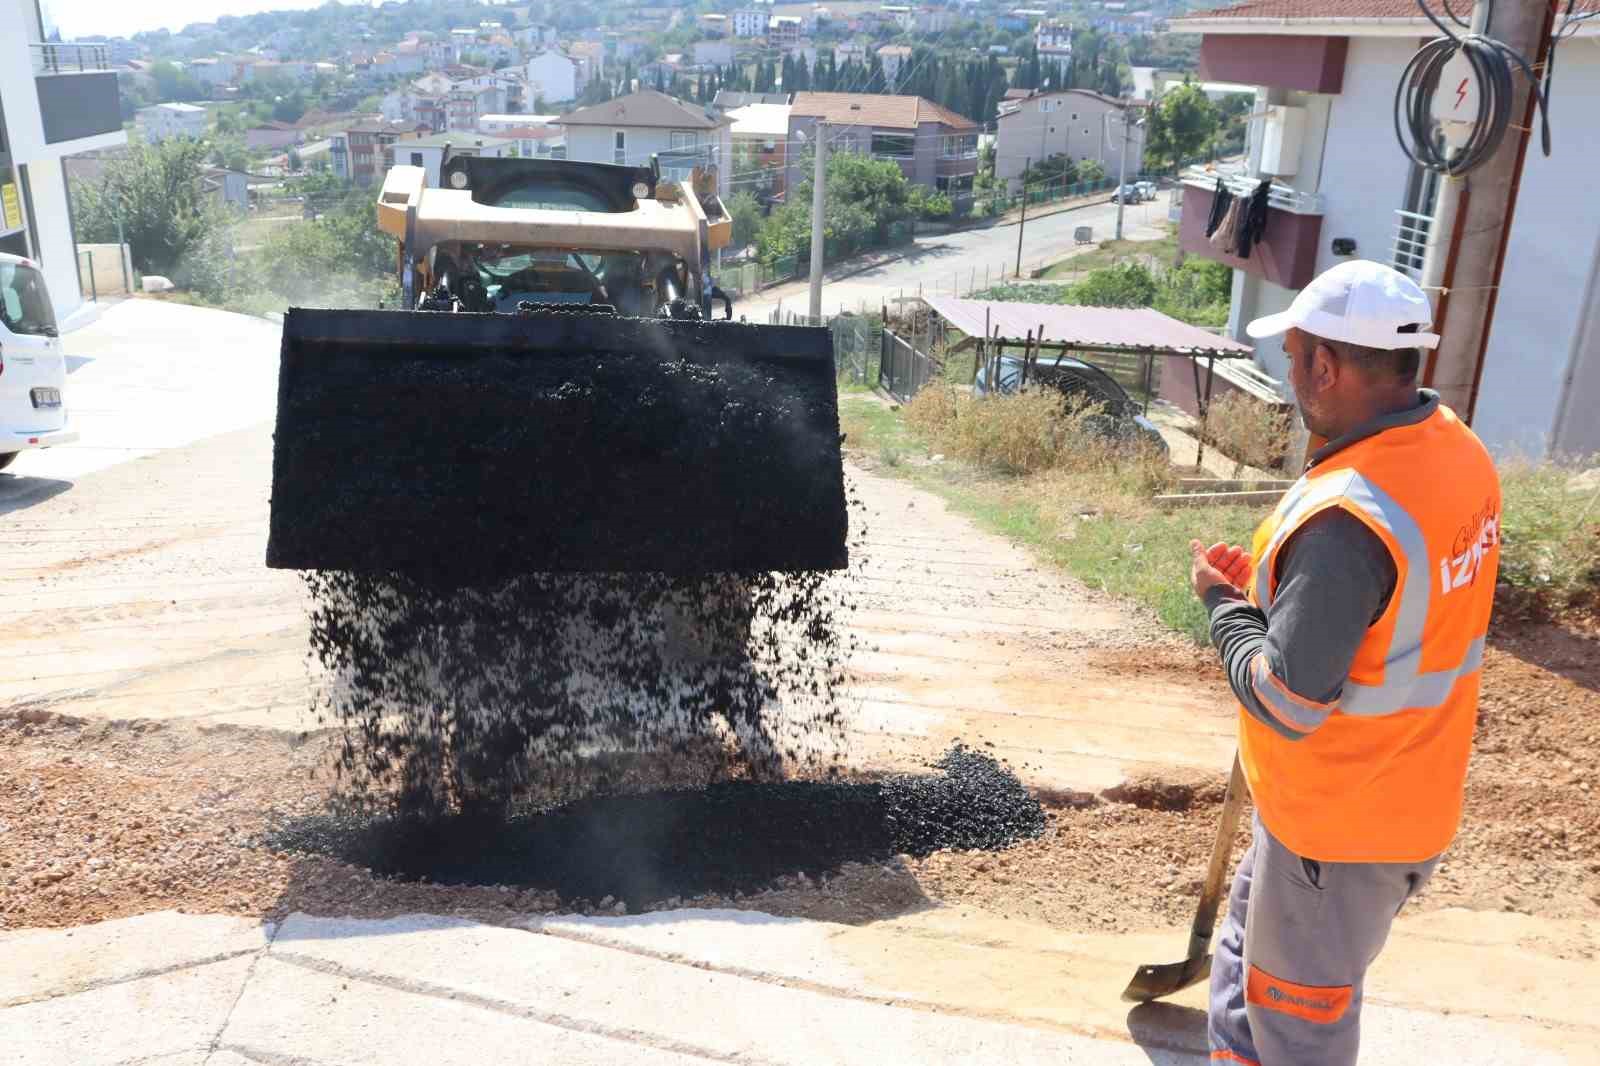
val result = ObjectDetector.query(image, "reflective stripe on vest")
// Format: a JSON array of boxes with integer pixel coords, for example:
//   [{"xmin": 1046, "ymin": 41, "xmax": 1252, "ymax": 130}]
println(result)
[{"xmin": 1254, "ymin": 468, "xmax": 1482, "ymax": 718}]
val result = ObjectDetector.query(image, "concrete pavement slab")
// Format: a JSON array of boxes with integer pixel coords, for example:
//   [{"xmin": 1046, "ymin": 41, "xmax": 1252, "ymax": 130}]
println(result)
[
  {"xmin": 270, "ymin": 913, "xmax": 1196, "ymax": 1064},
  {"xmin": 219, "ymin": 953, "xmax": 721, "ymax": 1066},
  {"xmin": 0, "ymin": 954, "xmax": 255, "ymax": 1066},
  {"xmin": 0, "ymin": 911, "xmax": 272, "ymax": 1005}
]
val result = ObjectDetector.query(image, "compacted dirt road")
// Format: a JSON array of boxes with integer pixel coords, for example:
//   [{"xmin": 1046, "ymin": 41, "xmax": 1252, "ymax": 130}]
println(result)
[{"xmin": 3, "ymin": 417, "xmax": 1599, "ymax": 1059}]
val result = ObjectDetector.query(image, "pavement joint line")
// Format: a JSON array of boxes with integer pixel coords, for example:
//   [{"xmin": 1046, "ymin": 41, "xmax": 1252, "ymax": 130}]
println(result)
[
  {"xmin": 102, "ymin": 1049, "xmax": 219, "ymax": 1066},
  {"xmin": 531, "ymin": 922, "xmax": 1200, "ymax": 1057},
  {"xmin": 260, "ymin": 947, "xmax": 748, "ymax": 1065},
  {"xmin": 0, "ymin": 945, "xmax": 270, "ymax": 1010},
  {"xmin": 209, "ymin": 1046, "xmax": 335, "ymax": 1066},
  {"xmin": 205, "ymin": 923, "xmax": 281, "ymax": 1060}
]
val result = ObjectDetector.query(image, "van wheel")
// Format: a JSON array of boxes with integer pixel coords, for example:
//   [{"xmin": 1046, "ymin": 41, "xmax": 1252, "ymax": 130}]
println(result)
[{"xmin": 0, "ymin": 453, "xmax": 15, "ymax": 472}]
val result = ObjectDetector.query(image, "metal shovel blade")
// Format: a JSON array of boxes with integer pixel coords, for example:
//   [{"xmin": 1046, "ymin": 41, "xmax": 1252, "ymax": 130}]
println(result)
[
  {"xmin": 1119, "ymin": 753, "xmax": 1247, "ymax": 1005},
  {"xmin": 1121, "ymin": 954, "xmax": 1213, "ymax": 1003}
]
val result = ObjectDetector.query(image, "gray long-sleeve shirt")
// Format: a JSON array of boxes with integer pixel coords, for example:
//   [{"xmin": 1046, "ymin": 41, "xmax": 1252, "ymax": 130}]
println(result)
[{"xmin": 1203, "ymin": 392, "xmax": 1436, "ymax": 739}]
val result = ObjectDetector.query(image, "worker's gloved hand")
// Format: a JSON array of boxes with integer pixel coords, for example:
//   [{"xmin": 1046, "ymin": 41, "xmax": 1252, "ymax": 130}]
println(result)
[{"xmin": 1190, "ymin": 540, "xmax": 1250, "ymax": 601}]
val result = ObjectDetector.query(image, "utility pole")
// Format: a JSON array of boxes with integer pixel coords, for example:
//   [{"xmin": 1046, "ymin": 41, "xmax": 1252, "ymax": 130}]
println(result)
[
  {"xmin": 1015, "ymin": 156, "xmax": 1030, "ymax": 278},
  {"xmin": 1113, "ymin": 109, "xmax": 1131, "ymax": 241},
  {"xmin": 1420, "ymin": 0, "xmax": 1556, "ymax": 419},
  {"xmin": 807, "ymin": 121, "xmax": 828, "ymax": 323}
]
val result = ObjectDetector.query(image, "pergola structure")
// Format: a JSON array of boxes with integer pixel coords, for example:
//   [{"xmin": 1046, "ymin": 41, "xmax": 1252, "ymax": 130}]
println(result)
[{"xmin": 918, "ymin": 295, "xmax": 1257, "ymax": 465}]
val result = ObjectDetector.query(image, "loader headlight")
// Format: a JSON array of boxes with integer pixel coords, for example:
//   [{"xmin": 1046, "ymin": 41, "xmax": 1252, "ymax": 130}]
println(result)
[
  {"xmin": 632, "ymin": 182, "xmax": 650, "ymax": 199},
  {"xmin": 450, "ymin": 170, "xmax": 469, "ymax": 189}
]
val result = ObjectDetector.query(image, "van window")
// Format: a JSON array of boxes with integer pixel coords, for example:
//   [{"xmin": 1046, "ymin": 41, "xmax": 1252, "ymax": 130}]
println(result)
[{"xmin": 0, "ymin": 261, "xmax": 56, "ymax": 336}]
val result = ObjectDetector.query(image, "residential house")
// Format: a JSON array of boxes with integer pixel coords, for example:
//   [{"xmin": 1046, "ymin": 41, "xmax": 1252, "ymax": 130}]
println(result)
[
  {"xmin": 478, "ymin": 114, "xmax": 560, "ymax": 134},
  {"xmin": 390, "ymin": 132, "xmax": 514, "ymax": 188},
  {"xmin": 568, "ymin": 41, "xmax": 606, "ymax": 93},
  {"xmin": 880, "ymin": 5, "xmax": 914, "ymax": 31},
  {"xmin": 1, "ymin": 0, "xmax": 126, "ymax": 323},
  {"xmin": 700, "ymin": 12, "xmax": 730, "ymax": 36},
  {"xmin": 733, "ymin": 8, "xmax": 770, "ymax": 37},
  {"xmin": 786, "ymin": 92, "xmax": 980, "ymax": 195},
  {"xmin": 876, "ymin": 45, "xmax": 911, "ymax": 90},
  {"xmin": 188, "ymin": 57, "xmax": 235, "ymax": 90},
  {"xmin": 768, "ymin": 15, "xmax": 803, "ymax": 48},
  {"xmin": 915, "ymin": 7, "xmax": 953, "ymax": 33},
  {"xmin": 199, "ymin": 166, "xmax": 252, "ymax": 210},
  {"xmin": 1035, "ymin": 20, "xmax": 1073, "ymax": 74},
  {"xmin": 512, "ymin": 25, "xmax": 558, "ymax": 48},
  {"xmin": 1169, "ymin": 0, "xmax": 1600, "ymax": 457},
  {"xmin": 526, "ymin": 50, "xmax": 579, "ymax": 104},
  {"xmin": 137, "ymin": 102, "xmax": 208, "ymax": 141},
  {"xmin": 993, "ymin": 89, "xmax": 1146, "ymax": 191},
  {"xmin": 694, "ymin": 41, "xmax": 735, "ymax": 69},
  {"xmin": 834, "ymin": 42, "xmax": 868, "ymax": 65},
  {"xmin": 727, "ymin": 101, "xmax": 790, "ymax": 198},
  {"xmin": 244, "ymin": 121, "xmax": 302, "ymax": 151},
  {"xmin": 713, "ymin": 90, "xmax": 792, "ymax": 111},
  {"xmin": 557, "ymin": 90, "xmax": 734, "ymax": 199},
  {"xmin": 497, "ymin": 125, "xmax": 566, "ymax": 160},
  {"xmin": 331, "ymin": 119, "xmax": 431, "ymax": 185}
]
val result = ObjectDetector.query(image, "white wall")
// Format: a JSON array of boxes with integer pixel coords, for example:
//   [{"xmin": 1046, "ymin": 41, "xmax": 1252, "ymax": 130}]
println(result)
[
  {"xmin": 995, "ymin": 93, "xmax": 1143, "ymax": 189},
  {"xmin": 1473, "ymin": 41, "xmax": 1600, "ymax": 455},
  {"xmin": 527, "ymin": 52, "xmax": 577, "ymax": 103},
  {"xmin": 565, "ymin": 125, "xmax": 731, "ymax": 198}
]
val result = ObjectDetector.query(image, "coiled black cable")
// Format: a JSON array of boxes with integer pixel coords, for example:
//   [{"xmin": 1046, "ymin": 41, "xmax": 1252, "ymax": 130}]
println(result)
[{"xmin": 1393, "ymin": 0, "xmax": 1551, "ymax": 177}]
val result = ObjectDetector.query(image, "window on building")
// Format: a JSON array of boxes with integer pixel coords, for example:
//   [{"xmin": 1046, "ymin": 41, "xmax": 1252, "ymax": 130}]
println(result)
[
  {"xmin": 670, "ymin": 130, "xmax": 699, "ymax": 149},
  {"xmin": 410, "ymin": 152, "xmax": 424, "ymax": 166},
  {"xmin": 613, "ymin": 130, "xmax": 627, "ymax": 164},
  {"xmin": 1396, "ymin": 130, "xmax": 1444, "ymax": 275},
  {"xmin": 1071, "ymin": 112, "xmax": 1078, "ymax": 120},
  {"xmin": 871, "ymin": 132, "xmax": 915, "ymax": 159}
]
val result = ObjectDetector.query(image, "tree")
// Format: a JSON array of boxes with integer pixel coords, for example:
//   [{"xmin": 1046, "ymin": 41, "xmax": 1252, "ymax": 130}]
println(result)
[
  {"xmin": 71, "ymin": 137, "xmax": 217, "ymax": 279},
  {"xmin": 1068, "ymin": 262, "xmax": 1158, "ymax": 308},
  {"xmin": 727, "ymin": 190, "xmax": 762, "ymax": 251},
  {"xmin": 756, "ymin": 149, "xmax": 919, "ymax": 264},
  {"xmin": 1144, "ymin": 82, "xmax": 1218, "ymax": 173}
]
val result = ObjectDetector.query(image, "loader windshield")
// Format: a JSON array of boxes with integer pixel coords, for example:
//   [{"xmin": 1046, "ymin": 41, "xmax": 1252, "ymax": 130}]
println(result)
[{"xmin": 460, "ymin": 245, "xmax": 648, "ymax": 312}]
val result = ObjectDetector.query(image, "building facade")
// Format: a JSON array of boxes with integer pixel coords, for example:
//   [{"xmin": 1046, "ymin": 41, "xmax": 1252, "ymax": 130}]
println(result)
[
  {"xmin": 733, "ymin": 8, "xmax": 769, "ymax": 37},
  {"xmin": 137, "ymin": 102, "xmax": 208, "ymax": 141},
  {"xmin": 558, "ymin": 91, "xmax": 733, "ymax": 199},
  {"xmin": 876, "ymin": 45, "xmax": 911, "ymax": 89},
  {"xmin": 527, "ymin": 50, "xmax": 578, "ymax": 105},
  {"xmin": 1171, "ymin": 0, "xmax": 1600, "ymax": 457},
  {"xmin": 994, "ymin": 89, "xmax": 1146, "ymax": 191},
  {"xmin": 1, "ymin": 3, "xmax": 126, "ymax": 324},
  {"xmin": 785, "ymin": 92, "xmax": 980, "ymax": 196},
  {"xmin": 1035, "ymin": 19, "xmax": 1074, "ymax": 73}
]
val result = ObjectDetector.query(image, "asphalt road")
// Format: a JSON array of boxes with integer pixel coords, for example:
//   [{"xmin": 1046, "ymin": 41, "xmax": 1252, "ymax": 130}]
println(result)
[{"xmin": 740, "ymin": 194, "xmax": 1174, "ymax": 322}]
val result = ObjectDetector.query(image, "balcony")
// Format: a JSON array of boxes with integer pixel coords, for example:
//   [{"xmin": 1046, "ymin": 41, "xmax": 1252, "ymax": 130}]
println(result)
[
  {"xmin": 30, "ymin": 44, "xmax": 123, "ymax": 147},
  {"xmin": 1178, "ymin": 168, "xmax": 1324, "ymax": 291}
]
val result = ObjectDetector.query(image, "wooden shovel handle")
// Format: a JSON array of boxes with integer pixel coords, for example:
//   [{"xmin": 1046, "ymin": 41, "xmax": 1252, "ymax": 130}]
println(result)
[{"xmin": 1186, "ymin": 752, "xmax": 1248, "ymax": 963}]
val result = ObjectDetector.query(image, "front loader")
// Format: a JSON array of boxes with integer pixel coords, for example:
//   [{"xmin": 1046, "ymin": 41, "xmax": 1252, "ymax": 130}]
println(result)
[{"xmin": 267, "ymin": 154, "xmax": 848, "ymax": 581}]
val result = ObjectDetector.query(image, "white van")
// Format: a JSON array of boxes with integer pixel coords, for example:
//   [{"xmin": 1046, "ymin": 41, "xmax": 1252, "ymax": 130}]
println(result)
[{"xmin": 0, "ymin": 253, "xmax": 76, "ymax": 470}]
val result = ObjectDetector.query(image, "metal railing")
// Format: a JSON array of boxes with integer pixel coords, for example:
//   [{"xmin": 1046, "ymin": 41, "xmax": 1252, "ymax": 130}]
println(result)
[
  {"xmin": 30, "ymin": 42, "xmax": 114, "ymax": 75},
  {"xmin": 1391, "ymin": 208, "xmax": 1433, "ymax": 281},
  {"xmin": 879, "ymin": 326, "xmax": 938, "ymax": 405},
  {"xmin": 1180, "ymin": 165, "xmax": 1325, "ymax": 216}
]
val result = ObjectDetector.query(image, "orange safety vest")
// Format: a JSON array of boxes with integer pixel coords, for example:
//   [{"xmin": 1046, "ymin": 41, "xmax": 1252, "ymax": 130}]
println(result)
[{"xmin": 1240, "ymin": 401, "xmax": 1501, "ymax": 863}]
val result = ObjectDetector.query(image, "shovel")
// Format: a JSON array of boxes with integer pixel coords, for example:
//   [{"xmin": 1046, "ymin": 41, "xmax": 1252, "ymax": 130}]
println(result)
[{"xmin": 1121, "ymin": 752, "xmax": 1248, "ymax": 1002}]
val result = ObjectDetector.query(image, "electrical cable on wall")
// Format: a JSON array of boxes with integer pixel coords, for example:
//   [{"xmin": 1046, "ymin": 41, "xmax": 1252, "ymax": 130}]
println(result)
[{"xmin": 1393, "ymin": 0, "xmax": 1553, "ymax": 176}]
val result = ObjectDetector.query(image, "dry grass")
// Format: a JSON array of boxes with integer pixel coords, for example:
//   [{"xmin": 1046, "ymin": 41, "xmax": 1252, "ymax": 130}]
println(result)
[
  {"xmin": 1497, "ymin": 460, "xmax": 1600, "ymax": 622},
  {"xmin": 1202, "ymin": 392, "xmax": 1291, "ymax": 476}
]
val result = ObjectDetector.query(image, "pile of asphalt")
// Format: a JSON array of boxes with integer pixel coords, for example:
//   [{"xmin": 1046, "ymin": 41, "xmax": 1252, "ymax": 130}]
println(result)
[
  {"xmin": 265, "ymin": 747, "xmax": 1045, "ymax": 908},
  {"xmin": 267, "ymin": 309, "xmax": 849, "ymax": 581}
]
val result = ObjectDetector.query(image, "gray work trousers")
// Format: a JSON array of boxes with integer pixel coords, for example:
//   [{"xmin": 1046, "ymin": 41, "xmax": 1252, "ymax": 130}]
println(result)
[{"xmin": 1208, "ymin": 816, "xmax": 1440, "ymax": 1066}]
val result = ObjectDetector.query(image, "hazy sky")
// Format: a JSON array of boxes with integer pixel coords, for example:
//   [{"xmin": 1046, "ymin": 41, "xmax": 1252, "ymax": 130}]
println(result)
[{"xmin": 50, "ymin": 0, "xmax": 347, "ymax": 41}]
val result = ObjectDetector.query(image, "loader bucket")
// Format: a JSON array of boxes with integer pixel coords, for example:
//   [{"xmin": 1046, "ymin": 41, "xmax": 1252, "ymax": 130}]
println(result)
[{"xmin": 266, "ymin": 308, "xmax": 848, "ymax": 584}]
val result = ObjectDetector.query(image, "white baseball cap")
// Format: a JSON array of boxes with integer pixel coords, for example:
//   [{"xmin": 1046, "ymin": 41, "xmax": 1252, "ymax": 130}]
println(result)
[{"xmin": 1246, "ymin": 260, "xmax": 1440, "ymax": 351}]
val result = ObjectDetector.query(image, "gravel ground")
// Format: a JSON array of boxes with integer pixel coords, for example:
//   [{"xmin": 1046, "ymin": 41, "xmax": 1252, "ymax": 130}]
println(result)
[{"xmin": 4, "ymin": 623, "xmax": 1595, "ymax": 942}]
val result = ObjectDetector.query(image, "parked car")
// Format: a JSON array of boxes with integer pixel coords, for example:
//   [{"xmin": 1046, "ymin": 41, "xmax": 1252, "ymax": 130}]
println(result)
[
  {"xmin": 973, "ymin": 352, "xmax": 1167, "ymax": 454},
  {"xmin": 1135, "ymin": 180, "xmax": 1159, "ymax": 201},
  {"xmin": 1109, "ymin": 184, "xmax": 1144, "ymax": 204},
  {"xmin": 0, "ymin": 253, "xmax": 75, "ymax": 471}
]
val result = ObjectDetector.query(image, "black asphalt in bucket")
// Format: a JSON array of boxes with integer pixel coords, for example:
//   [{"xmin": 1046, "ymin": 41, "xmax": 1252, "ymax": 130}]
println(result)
[
  {"xmin": 266, "ymin": 747, "xmax": 1045, "ymax": 909},
  {"xmin": 267, "ymin": 308, "xmax": 849, "ymax": 582}
]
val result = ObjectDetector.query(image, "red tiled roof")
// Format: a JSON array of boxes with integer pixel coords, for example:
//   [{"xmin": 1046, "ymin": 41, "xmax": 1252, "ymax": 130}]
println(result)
[
  {"xmin": 790, "ymin": 92, "xmax": 978, "ymax": 131},
  {"xmin": 1177, "ymin": 0, "xmax": 1595, "ymax": 19}
]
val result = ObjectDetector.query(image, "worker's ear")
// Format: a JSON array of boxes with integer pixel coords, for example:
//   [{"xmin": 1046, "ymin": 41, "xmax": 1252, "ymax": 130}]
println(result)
[{"xmin": 1310, "ymin": 340, "xmax": 1341, "ymax": 394}]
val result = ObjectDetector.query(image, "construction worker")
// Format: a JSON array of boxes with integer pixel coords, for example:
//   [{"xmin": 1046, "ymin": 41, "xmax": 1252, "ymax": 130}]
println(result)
[{"xmin": 1189, "ymin": 260, "xmax": 1501, "ymax": 1066}]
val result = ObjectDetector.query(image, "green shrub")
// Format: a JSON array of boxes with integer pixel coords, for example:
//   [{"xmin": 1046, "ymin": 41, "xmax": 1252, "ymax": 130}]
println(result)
[{"xmin": 1497, "ymin": 461, "xmax": 1600, "ymax": 620}]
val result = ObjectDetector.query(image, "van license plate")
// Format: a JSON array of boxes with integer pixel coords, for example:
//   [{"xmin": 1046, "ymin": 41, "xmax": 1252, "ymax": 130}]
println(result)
[{"xmin": 31, "ymin": 387, "xmax": 61, "ymax": 408}]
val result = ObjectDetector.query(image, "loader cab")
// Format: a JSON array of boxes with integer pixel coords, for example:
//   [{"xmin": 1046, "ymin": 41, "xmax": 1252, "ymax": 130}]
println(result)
[{"xmin": 440, "ymin": 155, "xmax": 658, "ymax": 213}]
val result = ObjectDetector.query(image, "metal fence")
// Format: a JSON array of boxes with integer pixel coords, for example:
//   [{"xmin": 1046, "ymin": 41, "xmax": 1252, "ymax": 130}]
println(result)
[{"xmin": 878, "ymin": 327, "xmax": 938, "ymax": 405}]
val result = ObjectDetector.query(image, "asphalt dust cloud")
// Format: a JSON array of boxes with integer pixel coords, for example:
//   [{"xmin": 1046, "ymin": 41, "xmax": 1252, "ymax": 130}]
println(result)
[{"xmin": 266, "ymin": 746, "xmax": 1046, "ymax": 909}]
